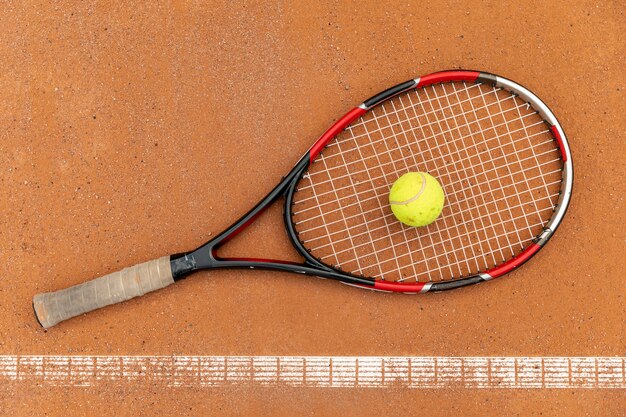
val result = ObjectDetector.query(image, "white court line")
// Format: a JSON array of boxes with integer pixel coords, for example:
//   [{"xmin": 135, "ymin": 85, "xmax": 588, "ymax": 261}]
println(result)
[{"xmin": 0, "ymin": 356, "xmax": 624, "ymax": 389}]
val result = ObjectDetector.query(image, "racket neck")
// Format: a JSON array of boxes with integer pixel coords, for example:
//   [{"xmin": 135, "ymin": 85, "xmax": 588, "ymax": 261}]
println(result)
[{"xmin": 170, "ymin": 156, "xmax": 310, "ymax": 281}]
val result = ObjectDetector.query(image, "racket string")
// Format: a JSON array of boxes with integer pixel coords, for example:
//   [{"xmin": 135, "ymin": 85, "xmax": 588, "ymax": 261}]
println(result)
[
  {"xmin": 441, "ymin": 82, "xmax": 508, "ymax": 270},
  {"xmin": 412, "ymin": 86, "xmax": 463, "ymax": 277},
  {"xmin": 297, "ymin": 161, "xmax": 561, "ymax": 263},
  {"xmin": 458, "ymin": 84, "xmax": 528, "ymax": 262},
  {"xmin": 330, "ymin": 136, "xmax": 381, "ymax": 275},
  {"xmin": 510, "ymin": 87, "xmax": 555, "ymax": 217},
  {"xmin": 293, "ymin": 82, "xmax": 563, "ymax": 282},
  {"xmin": 303, "ymin": 179, "xmax": 561, "ymax": 250},
  {"xmin": 317, "ymin": 193, "xmax": 560, "ymax": 273},
  {"xmin": 310, "ymin": 90, "xmax": 523, "ymax": 177},
  {"xmin": 296, "ymin": 152, "xmax": 560, "ymax": 227},
  {"xmin": 473, "ymin": 84, "xmax": 537, "ymax": 246},
  {"xmin": 338, "ymin": 220, "xmax": 548, "ymax": 279},
  {"xmin": 336, "ymin": 83, "xmax": 494, "ymax": 147},
  {"xmin": 369, "ymin": 95, "xmax": 427, "ymax": 280},
  {"xmin": 349, "ymin": 115, "xmax": 411, "ymax": 278},
  {"xmin": 316, "ymin": 147, "xmax": 366, "ymax": 273},
  {"xmin": 296, "ymin": 117, "xmax": 549, "ymax": 202}
]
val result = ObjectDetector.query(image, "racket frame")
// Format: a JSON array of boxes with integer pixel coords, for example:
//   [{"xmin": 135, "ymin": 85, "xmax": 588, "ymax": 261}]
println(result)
[{"xmin": 170, "ymin": 70, "xmax": 573, "ymax": 293}]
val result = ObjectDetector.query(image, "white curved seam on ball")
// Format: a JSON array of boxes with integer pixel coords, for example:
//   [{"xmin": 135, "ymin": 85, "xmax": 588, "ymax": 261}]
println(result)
[{"xmin": 389, "ymin": 172, "xmax": 427, "ymax": 205}]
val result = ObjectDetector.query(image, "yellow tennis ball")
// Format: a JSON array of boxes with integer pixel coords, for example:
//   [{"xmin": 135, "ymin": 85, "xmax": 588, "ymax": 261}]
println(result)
[{"xmin": 389, "ymin": 172, "xmax": 445, "ymax": 227}]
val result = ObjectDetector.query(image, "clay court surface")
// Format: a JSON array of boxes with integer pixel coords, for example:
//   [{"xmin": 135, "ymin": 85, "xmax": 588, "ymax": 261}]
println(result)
[{"xmin": 0, "ymin": 1, "xmax": 624, "ymax": 415}]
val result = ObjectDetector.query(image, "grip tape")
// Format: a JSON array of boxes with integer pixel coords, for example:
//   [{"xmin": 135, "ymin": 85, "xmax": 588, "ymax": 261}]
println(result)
[{"xmin": 33, "ymin": 256, "xmax": 173, "ymax": 329}]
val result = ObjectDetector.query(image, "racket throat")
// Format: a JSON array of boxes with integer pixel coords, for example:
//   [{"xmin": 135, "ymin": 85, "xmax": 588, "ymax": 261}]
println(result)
[
  {"xmin": 170, "ymin": 248, "xmax": 218, "ymax": 281},
  {"xmin": 170, "ymin": 157, "xmax": 310, "ymax": 281}
]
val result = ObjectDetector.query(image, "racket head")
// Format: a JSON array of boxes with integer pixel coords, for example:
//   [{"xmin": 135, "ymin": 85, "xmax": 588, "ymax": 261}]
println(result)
[{"xmin": 286, "ymin": 70, "xmax": 573, "ymax": 292}]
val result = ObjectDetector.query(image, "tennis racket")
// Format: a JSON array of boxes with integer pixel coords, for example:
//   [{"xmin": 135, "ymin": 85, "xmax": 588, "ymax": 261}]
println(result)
[{"xmin": 33, "ymin": 70, "xmax": 573, "ymax": 329}]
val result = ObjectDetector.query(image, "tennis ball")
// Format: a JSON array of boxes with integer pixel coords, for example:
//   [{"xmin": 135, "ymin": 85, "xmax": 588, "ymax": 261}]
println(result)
[{"xmin": 389, "ymin": 172, "xmax": 445, "ymax": 227}]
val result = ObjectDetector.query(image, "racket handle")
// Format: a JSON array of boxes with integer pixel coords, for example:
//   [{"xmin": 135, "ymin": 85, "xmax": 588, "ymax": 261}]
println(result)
[{"xmin": 33, "ymin": 256, "xmax": 174, "ymax": 329}]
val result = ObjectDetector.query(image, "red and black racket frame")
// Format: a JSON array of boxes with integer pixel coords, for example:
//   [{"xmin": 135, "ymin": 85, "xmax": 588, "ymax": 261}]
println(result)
[{"xmin": 170, "ymin": 70, "xmax": 573, "ymax": 293}]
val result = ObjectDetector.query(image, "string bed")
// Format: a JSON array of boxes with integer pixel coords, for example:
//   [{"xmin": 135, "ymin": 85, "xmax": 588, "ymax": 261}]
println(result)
[{"xmin": 292, "ymin": 81, "xmax": 563, "ymax": 283}]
